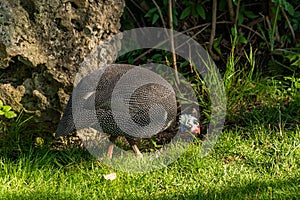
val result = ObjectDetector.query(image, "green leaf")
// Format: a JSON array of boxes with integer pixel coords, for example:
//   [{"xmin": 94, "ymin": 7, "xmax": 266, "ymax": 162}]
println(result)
[
  {"xmin": 152, "ymin": 13, "xmax": 159, "ymax": 25},
  {"xmin": 213, "ymin": 36, "xmax": 222, "ymax": 55},
  {"xmin": 219, "ymin": 0, "xmax": 227, "ymax": 10},
  {"xmin": 295, "ymin": 80, "xmax": 300, "ymax": 89},
  {"xmin": 2, "ymin": 105, "xmax": 11, "ymax": 112},
  {"xmin": 173, "ymin": 12, "xmax": 178, "ymax": 27},
  {"xmin": 0, "ymin": 110, "xmax": 4, "ymax": 115},
  {"xmin": 145, "ymin": 8, "xmax": 157, "ymax": 17},
  {"xmin": 179, "ymin": 61, "xmax": 189, "ymax": 69},
  {"xmin": 152, "ymin": 54, "xmax": 162, "ymax": 62},
  {"xmin": 237, "ymin": 12, "xmax": 244, "ymax": 25},
  {"xmin": 283, "ymin": 1, "xmax": 295, "ymax": 15},
  {"xmin": 128, "ymin": 57, "xmax": 134, "ymax": 64},
  {"xmin": 173, "ymin": 8, "xmax": 178, "ymax": 16},
  {"xmin": 244, "ymin": 11, "xmax": 258, "ymax": 19},
  {"xmin": 0, "ymin": 100, "xmax": 3, "ymax": 108},
  {"xmin": 180, "ymin": 7, "xmax": 191, "ymax": 20},
  {"xmin": 196, "ymin": 4, "xmax": 206, "ymax": 19},
  {"xmin": 5, "ymin": 111, "xmax": 17, "ymax": 119},
  {"xmin": 191, "ymin": 7, "xmax": 197, "ymax": 18},
  {"xmin": 163, "ymin": 0, "xmax": 168, "ymax": 6},
  {"xmin": 231, "ymin": 27, "xmax": 238, "ymax": 36},
  {"xmin": 238, "ymin": 36, "xmax": 248, "ymax": 44}
]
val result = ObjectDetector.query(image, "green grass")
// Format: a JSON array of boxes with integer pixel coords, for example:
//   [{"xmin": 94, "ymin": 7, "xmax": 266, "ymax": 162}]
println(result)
[
  {"xmin": 1, "ymin": 41, "xmax": 299, "ymax": 199},
  {"xmin": 1, "ymin": 125, "xmax": 299, "ymax": 199}
]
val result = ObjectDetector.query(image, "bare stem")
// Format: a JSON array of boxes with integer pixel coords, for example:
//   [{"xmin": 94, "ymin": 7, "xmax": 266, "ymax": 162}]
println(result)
[
  {"xmin": 168, "ymin": 0, "xmax": 179, "ymax": 84},
  {"xmin": 209, "ymin": 0, "xmax": 220, "ymax": 60}
]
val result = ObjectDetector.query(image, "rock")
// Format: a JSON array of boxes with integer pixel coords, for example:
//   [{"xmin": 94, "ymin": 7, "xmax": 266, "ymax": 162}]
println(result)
[
  {"xmin": 0, "ymin": 84, "xmax": 25, "ymax": 112},
  {"xmin": 0, "ymin": 0, "xmax": 125, "ymax": 132}
]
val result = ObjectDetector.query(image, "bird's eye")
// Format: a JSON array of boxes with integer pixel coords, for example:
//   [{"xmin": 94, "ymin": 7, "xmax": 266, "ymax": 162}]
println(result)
[{"xmin": 193, "ymin": 119, "xmax": 199, "ymax": 125}]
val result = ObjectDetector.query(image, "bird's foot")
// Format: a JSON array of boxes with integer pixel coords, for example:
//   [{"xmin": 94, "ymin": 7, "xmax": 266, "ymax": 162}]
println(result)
[
  {"xmin": 132, "ymin": 144, "xmax": 143, "ymax": 158},
  {"xmin": 106, "ymin": 143, "xmax": 114, "ymax": 160}
]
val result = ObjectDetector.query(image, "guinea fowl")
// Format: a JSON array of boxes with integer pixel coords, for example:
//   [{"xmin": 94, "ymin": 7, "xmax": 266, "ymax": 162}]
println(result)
[{"xmin": 56, "ymin": 64, "xmax": 200, "ymax": 159}]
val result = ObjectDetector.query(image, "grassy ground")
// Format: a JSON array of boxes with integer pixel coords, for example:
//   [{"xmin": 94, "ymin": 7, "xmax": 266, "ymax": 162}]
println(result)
[
  {"xmin": 1, "ymin": 125, "xmax": 299, "ymax": 199},
  {"xmin": 1, "ymin": 44, "xmax": 299, "ymax": 199}
]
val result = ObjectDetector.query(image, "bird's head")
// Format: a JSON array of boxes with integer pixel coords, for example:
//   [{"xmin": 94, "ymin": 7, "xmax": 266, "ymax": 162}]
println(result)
[{"xmin": 179, "ymin": 114, "xmax": 200, "ymax": 135}]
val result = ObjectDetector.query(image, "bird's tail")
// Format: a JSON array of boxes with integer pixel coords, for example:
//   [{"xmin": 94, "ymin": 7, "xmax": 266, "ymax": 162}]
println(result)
[{"xmin": 55, "ymin": 97, "xmax": 76, "ymax": 137}]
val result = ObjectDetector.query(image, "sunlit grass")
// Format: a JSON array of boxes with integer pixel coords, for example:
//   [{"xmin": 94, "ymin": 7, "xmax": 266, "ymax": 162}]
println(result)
[{"xmin": 1, "ymin": 125, "xmax": 299, "ymax": 199}]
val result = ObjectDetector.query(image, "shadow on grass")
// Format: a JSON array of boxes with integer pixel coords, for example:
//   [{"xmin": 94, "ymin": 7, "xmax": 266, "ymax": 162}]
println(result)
[
  {"xmin": 227, "ymin": 97, "xmax": 300, "ymax": 130},
  {"xmin": 154, "ymin": 177, "xmax": 300, "ymax": 200}
]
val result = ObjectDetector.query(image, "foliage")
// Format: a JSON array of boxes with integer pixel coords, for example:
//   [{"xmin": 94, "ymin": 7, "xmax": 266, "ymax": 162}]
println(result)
[
  {"xmin": 0, "ymin": 110, "xmax": 34, "ymax": 158},
  {"xmin": 180, "ymin": 0, "xmax": 206, "ymax": 20},
  {"xmin": 122, "ymin": 0, "xmax": 299, "ymax": 62},
  {"xmin": 0, "ymin": 100, "xmax": 17, "ymax": 119},
  {"xmin": 121, "ymin": 0, "xmax": 300, "ymax": 128},
  {"xmin": 143, "ymin": 0, "xmax": 178, "ymax": 26}
]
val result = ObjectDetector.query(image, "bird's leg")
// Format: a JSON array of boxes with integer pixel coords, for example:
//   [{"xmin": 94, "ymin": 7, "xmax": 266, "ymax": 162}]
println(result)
[
  {"xmin": 106, "ymin": 136, "xmax": 117, "ymax": 159},
  {"xmin": 132, "ymin": 144, "xmax": 143, "ymax": 158},
  {"xmin": 127, "ymin": 137, "xmax": 143, "ymax": 158}
]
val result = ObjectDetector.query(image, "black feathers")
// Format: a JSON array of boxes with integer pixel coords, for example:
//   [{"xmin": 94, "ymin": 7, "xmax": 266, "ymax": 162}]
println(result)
[{"xmin": 56, "ymin": 64, "xmax": 177, "ymax": 141}]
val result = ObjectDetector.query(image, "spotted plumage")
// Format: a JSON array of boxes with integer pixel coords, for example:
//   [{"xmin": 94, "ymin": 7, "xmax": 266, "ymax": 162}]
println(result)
[{"xmin": 56, "ymin": 64, "xmax": 199, "ymax": 158}]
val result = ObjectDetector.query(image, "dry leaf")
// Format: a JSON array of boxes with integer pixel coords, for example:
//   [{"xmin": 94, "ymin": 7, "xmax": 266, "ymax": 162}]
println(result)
[{"xmin": 103, "ymin": 173, "xmax": 117, "ymax": 181}]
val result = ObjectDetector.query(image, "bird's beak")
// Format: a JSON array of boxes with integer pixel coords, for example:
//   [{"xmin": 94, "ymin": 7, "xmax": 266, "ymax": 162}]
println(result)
[{"xmin": 191, "ymin": 124, "xmax": 200, "ymax": 134}]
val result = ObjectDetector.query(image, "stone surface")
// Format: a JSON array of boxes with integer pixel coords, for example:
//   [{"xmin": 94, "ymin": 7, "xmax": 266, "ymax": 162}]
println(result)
[{"xmin": 0, "ymin": 0, "xmax": 125, "ymax": 132}]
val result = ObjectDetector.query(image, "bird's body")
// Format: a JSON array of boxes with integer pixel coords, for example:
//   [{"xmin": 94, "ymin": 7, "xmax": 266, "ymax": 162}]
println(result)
[{"xmin": 56, "ymin": 64, "xmax": 200, "ymax": 158}]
